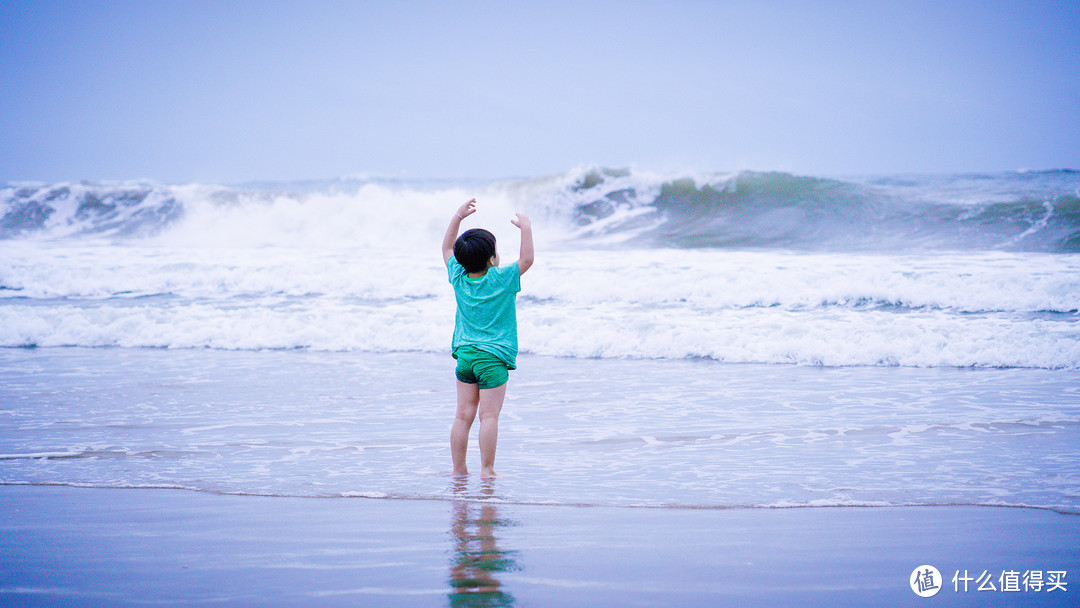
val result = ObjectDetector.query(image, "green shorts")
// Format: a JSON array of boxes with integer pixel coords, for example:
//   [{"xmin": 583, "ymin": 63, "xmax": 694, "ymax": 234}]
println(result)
[{"xmin": 454, "ymin": 346, "xmax": 509, "ymax": 389}]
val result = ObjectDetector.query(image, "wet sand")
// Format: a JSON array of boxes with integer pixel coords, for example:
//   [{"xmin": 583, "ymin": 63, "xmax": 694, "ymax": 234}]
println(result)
[{"xmin": 2, "ymin": 484, "xmax": 1077, "ymax": 607}]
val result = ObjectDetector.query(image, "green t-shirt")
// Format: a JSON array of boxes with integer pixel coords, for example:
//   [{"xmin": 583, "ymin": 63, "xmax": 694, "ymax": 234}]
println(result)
[{"xmin": 448, "ymin": 257, "xmax": 521, "ymax": 369}]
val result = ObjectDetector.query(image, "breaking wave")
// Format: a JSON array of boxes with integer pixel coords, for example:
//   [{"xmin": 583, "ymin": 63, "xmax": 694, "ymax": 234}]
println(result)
[{"xmin": 3, "ymin": 168, "xmax": 1079, "ymax": 252}]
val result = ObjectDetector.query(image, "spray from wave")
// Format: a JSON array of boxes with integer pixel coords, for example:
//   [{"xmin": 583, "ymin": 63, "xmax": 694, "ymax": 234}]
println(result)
[
  {"xmin": 3, "ymin": 168, "xmax": 1078, "ymax": 368},
  {"xmin": 3, "ymin": 168, "xmax": 1078, "ymax": 252},
  {"xmin": 558, "ymin": 168, "xmax": 1080, "ymax": 252}
]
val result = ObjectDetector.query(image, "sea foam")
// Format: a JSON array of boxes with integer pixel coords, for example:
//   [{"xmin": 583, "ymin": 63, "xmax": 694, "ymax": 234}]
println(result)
[{"xmin": 2, "ymin": 169, "xmax": 1079, "ymax": 367}]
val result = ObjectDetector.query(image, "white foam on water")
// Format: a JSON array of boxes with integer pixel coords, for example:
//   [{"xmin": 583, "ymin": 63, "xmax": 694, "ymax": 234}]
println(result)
[
  {"xmin": 2, "ymin": 171, "xmax": 1079, "ymax": 510},
  {"xmin": 2, "ymin": 243, "xmax": 1077, "ymax": 368}
]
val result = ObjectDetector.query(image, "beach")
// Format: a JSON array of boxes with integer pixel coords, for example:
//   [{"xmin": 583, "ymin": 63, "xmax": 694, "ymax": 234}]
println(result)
[
  {"xmin": 3, "ymin": 485, "xmax": 1077, "ymax": 607},
  {"xmin": 3, "ymin": 348, "xmax": 1078, "ymax": 511},
  {"xmin": 3, "ymin": 168, "xmax": 1079, "ymax": 605},
  {"xmin": 4, "ymin": 0, "xmax": 1078, "ymax": 602},
  {"xmin": 2, "ymin": 347, "xmax": 1078, "ymax": 606}
]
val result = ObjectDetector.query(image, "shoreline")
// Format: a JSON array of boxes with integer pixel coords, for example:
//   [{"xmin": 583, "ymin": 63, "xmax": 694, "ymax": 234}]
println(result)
[
  {"xmin": 4, "ymin": 480, "xmax": 1080, "ymax": 516},
  {"xmin": 3, "ymin": 484, "xmax": 1078, "ymax": 607},
  {"xmin": 7, "ymin": 345, "xmax": 1080, "ymax": 373},
  {"xmin": 3, "ymin": 347, "xmax": 1079, "ymax": 514}
]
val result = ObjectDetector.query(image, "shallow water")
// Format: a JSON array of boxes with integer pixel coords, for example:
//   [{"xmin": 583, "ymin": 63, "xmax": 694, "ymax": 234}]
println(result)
[
  {"xmin": 3, "ymin": 169, "xmax": 1079, "ymax": 515},
  {"xmin": 2, "ymin": 348, "xmax": 1077, "ymax": 513},
  {"xmin": 4, "ymin": 169, "xmax": 1080, "ymax": 369},
  {"xmin": 3, "ymin": 244, "xmax": 1079, "ymax": 368}
]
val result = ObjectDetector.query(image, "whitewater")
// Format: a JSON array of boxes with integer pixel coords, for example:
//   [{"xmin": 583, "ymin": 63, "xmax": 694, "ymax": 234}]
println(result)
[
  {"xmin": 2, "ymin": 167, "xmax": 1079, "ymax": 513},
  {"xmin": 2, "ymin": 167, "xmax": 1079, "ymax": 368}
]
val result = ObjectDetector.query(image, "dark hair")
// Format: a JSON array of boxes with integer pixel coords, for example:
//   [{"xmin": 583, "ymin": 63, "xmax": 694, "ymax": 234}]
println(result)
[{"xmin": 454, "ymin": 228, "xmax": 497, "ymax": 273}]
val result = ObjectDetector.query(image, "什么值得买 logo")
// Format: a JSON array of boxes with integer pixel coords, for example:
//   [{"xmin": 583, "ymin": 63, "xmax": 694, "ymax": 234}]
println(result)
[
  {"xmin": 910, "ymin": 565, "xmax": 1068, "ymax": 596},
  {"xmin": 911, "ymin": 565, "xmax": 942, "ymax": 597}
]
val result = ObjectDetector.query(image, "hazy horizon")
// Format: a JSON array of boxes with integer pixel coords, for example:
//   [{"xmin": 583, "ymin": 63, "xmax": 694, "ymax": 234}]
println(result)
[{"xmin": 3, "ymin": 1, "xmax": 1077, "ymax": 184}]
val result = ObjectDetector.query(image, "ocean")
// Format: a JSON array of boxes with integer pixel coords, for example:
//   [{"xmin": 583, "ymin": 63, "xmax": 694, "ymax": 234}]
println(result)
[{"xmin": 2, "ymin": 167, "xmax": 1079, "ymax": 513}]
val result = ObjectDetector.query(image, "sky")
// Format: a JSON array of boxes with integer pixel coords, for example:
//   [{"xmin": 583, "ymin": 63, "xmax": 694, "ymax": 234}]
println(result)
[{"xmin": 1, "ymin": 0, "xmax": 1078, "ymax": 184}]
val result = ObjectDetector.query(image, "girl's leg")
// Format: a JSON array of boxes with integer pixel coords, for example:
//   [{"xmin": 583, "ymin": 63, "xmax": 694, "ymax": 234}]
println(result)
[
  {"xmin": 477, "ymin": 383, "xmax": 508, "ymax": 478},
  {"xmin": 452, "ymin": 381, "xmax": 479, "ymax": 476}
]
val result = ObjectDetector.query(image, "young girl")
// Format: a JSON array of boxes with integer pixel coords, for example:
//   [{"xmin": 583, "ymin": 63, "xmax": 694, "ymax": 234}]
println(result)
[{"xmin": 441, "ymin": 199, "xmax": 534, "ymax": 477}]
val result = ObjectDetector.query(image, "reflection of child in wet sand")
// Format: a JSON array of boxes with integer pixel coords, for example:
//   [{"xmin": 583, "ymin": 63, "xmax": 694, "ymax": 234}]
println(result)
[
  {"xmin": 449, "ymin": 495, "xmax": 519, "ymax": 603},
  {"xmin": 441, "ymin": 199, "xmax": 534, "ymax": 477}
]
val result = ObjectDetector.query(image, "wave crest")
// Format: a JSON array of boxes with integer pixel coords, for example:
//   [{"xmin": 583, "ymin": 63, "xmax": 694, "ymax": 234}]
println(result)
[
  {"xmin": 1, "ymin": 182, "xmax": 186, "ymax": 239},
  {"xmin": 563, "ymin": 168, "xmax": 1080, "ymax": 252},
  {"xmin": 4, "ymin": 168, "xmax": 1080, "ymax": 252}
]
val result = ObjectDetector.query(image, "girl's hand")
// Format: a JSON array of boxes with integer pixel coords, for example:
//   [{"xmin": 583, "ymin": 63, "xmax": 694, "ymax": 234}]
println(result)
[
  {"xmin": 511, "ymin": 213, "xmax": 531, "ymax": 229},
  {"xmin": 457, "ymin": 199, "xmax": 477, "ymax": 220}
]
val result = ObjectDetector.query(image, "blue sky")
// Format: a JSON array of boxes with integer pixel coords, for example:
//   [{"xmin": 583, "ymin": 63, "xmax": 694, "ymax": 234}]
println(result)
[{"xmin": 2, "ymin": 0, "xmax": 1077, "ymax": 183}]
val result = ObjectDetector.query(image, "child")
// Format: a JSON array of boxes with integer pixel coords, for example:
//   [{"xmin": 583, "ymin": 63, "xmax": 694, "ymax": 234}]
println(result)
[{"xmin": 441, "ymin": 198, "xmax": 534, "ymax": 477}]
